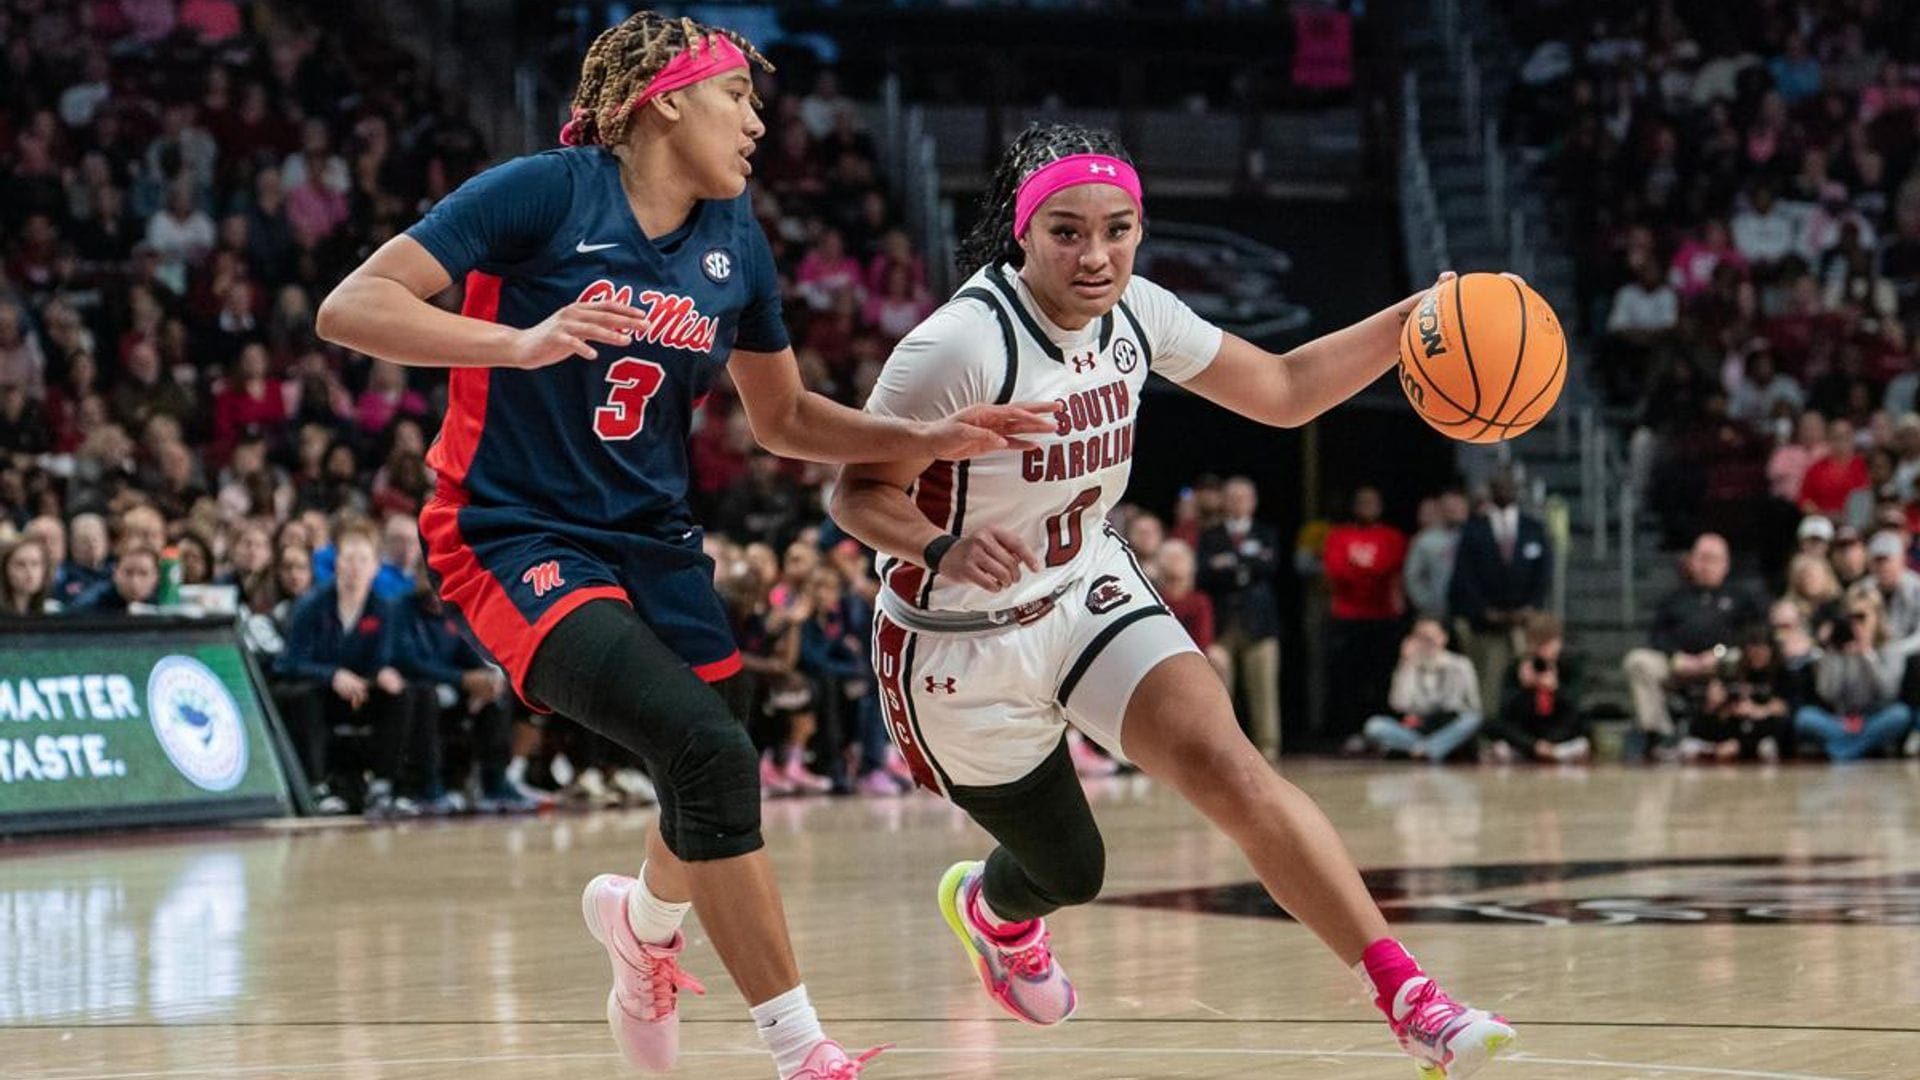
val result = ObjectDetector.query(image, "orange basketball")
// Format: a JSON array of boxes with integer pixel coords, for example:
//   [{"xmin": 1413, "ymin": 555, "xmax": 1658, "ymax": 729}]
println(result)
[{"xmin": 1396, "ymin": 272, "xmax": 1566, "ymax": 444}]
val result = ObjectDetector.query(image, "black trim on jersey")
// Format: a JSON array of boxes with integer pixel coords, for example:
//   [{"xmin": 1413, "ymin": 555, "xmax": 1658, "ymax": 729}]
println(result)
[
  {"xmin": 986, "ymin": 266, "xmax": 1066, "ymax": 364},
  {"xmin": 901, "ymin": 632, "xmax": 955, "ymax": 792},
  {"xmin": 1115, "ymin": 299, "xmax": 1154, "ymax": 370},
  {"xmin": 1098, "ymin": 312, "xmax": 1115, "ymax": 352},
  {"xmin": 1058, "ymin": 606, "xmax": 1171, "ymax": 706},
  {"xmin": 1105, "ymin": 524, "xmax": 1168, "ymax": 609},
  {"xmin": 955, "ymin": 287, "xmax": 1020, "ymax": 405}
]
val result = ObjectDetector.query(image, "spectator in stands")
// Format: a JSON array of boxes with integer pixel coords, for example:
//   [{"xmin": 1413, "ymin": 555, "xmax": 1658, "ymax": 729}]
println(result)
[
  {"xmin": 0, "ymin": 301, "xmax": 47, "ymax": 397},
  {"xmin": 1125, "ymin": 510, "xmax": 1165, "ymax": 564},
  {"xmin": 1784, "ymin": 550, "xmax": 1845, "ymax": 627},
  {"xmin": 1198, "ymin": 475, "xmax": 1282, "ymax": 759},
  {"xmin": 1800, "ymin": 417, "xmax": 1868, "ymax": 516},
  {"xmin": 1623, "ymin": 533, "xmax": 1760, "ymax": 745},
  {"xmin": 210, "ymin": 343, "xmax": 288, "ymax": 462},
  {"xmin": 716, "ymin": 451, "xmax": 809, "ymax": 549},
  {"xmin": 0, "ymin": 536, "xmax": 52, "ymax": 616},
  {"xmin": 1768, "ymin": 411, "xmax": 1828, "ymax": 505},
  {"xmin": 1670, "ymin": 219, "xmax": 1746, "ymax": 298},
  {"xmin": 1153, "ymin": 538, "xmax": 1229, "ymax": 685},
  {"xmin": 275, "ymin": 520, "xmax": 412, "ymax": 815},
  {"xmin": 109, "ymin": 341, "xmax": 197, "ymax": 436},
  {"xmin": 1322, "ymin": 484, "xmax": 1407, "ymax": 751},
  {"xmin": 1405, "ymin": 487, "xmax": 1467, "ymax": 620},
  {"xmin": 175, "ymin": 532, "xmax": 214, "ymax": 588},
  {"xmin": 0, "ymin": 379, "xmax": 52, "ymax": 456},
  {"xmin": 77, "ymin": 541, "xmax": 160, "ymax": 613},
  {"xmin": 1448, "ymin": 472, "xmax": 1552, "ymax": 716},
  {"xmin": 796, "ymin": 566, "xmax": 878, "ymax": 794},
  {"xmin": 1731, "ymin": 182, "xmax": 1799, "ymax": 275},
  {"xmin": 1486, "ymin": 613, "xmax": 1590, "ymax": 764},
  {"xmin": 56, "ymin": 512, "xmax": 110, "ymax": 606},
  {"xmin": 1794, "ymin": 589, "xmax": 1913, "ymax": 761},
  {"xmin": 1723, "ymin": 342, "xmax": 1804, "ymax": 424},
  {"xmin": 1832, "ymin": 525, "xmax": 1870, "ymax": 589},
  {"xmin": 1360, "ymin": 618, "xmax": 1481, "ymax": 762},
  {"xmin": 1685, "ymin": 625, "xmax": 1791, "ymax": 762},
  {"xmin": 396, "ymin": 578, "xmax": 526, "ymax": 814}
]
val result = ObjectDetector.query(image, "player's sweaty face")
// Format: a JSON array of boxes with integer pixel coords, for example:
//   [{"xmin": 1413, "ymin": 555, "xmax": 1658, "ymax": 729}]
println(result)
[
  {"xmin": 675, "ymin": 72, "xmax": 764, "ymax": 199},
  {"xmin": 1020, "ymin": 183, "xmax": 1140, "ymax": 329}
]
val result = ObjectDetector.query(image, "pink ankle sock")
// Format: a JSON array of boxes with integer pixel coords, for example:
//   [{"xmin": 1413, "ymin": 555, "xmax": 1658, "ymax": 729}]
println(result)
[
  {"xmin": 967, "ymin": 883, "xmax": 1035, "ymax": 943},
  {"xmin": 1357, "ymin": 939, "xmax": 1423, "ymax": 1016}
]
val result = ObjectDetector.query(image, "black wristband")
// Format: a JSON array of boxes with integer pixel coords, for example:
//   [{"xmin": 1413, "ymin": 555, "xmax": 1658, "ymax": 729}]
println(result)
[{"xmin": 923, "ymin": 533, "xmax": 960, "ymax": 572}]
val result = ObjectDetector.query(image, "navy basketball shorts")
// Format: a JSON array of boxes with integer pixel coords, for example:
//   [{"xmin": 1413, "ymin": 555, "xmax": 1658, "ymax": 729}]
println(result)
[{"xmin": 420, "ymin": 489, "xmax": 740, "ymax": 709}]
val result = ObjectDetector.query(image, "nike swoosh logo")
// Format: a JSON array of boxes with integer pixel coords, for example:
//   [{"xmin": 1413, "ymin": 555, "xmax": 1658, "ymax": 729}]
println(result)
[{"xmin": 575, "ymin": 240, "xmax": 618, "ymax": 253}]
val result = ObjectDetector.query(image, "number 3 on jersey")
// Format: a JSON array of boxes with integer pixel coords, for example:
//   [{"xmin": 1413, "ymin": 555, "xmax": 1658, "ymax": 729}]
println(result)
[
  {"xmin": 593, "ymin": 357, "xmax": 666, "ymax": 441},
  {"xmin": 1043, "ymin": 487, "xmax": 1102, "ymax": 567}
]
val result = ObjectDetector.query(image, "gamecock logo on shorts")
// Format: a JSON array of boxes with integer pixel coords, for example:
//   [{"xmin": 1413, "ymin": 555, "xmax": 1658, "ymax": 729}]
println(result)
[
  {"xmin": 521, "ymin": 560, "xmax": 566, "ymax": 598},
  {"xmin": 1086, "ymin": 574, "xmax": 1131, "ymax": 615}
]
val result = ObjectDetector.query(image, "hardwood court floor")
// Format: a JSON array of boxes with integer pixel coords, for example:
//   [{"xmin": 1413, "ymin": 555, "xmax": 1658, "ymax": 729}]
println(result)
[{"xmin": 6, "ymin": 762, "xmax": 1919, "ymax": 1080}]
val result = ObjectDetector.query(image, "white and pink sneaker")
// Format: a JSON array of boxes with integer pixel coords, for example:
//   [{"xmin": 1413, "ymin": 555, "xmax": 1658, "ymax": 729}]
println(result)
[
  {"xmin": 1387, "ymin": 976, "xmax": 1515, "ymax": 1079},
  {"xmin": 936, "ymin": 861, "xmax": 1076, "ymax": 1026},
  {"xmin": 781, "ymin": 755, "xmax": 834, "ymax": 794},
  {"xmin": 784, "ymin": 1040, "xmax": 888, "ymax": 1079},
  {"xmin": 581, "ymin": 874, "xmax": 705, "ymax": 1071}
]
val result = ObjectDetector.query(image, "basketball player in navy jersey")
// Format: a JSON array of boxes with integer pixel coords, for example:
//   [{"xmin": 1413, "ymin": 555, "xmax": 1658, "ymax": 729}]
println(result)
[{"xmin": 317, "ymin": 13, "xmax": 1050, "ymax": 1078}]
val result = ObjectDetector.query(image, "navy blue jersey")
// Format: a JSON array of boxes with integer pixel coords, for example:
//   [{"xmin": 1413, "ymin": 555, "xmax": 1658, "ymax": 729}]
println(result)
[{"xmin": 408, "ymin": 147, "xmax": 788, "ymax": 538}]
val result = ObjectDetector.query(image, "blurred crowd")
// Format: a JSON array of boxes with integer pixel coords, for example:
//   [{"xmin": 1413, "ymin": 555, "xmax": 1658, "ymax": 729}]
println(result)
[
  {"xmin": 0, "ymin": 0, "xmax": 943, "ymax": 816},
  {"xmin": 1494, "ymin": 0, "xmax": 1920, "ymax": 761}
]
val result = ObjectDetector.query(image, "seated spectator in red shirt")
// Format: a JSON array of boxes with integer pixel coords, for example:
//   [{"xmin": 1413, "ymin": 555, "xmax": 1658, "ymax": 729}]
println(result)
[
  {"xmin": 1153, "ymin": 538, "xmax": 1231, "ymax": 687},
  {"xmin": 1800, "ymin": 417, "xmax": 1869, "ymax": 515},
  {"xmin": 211, "ymin": 342, "xmax": 288, "ymax": 462}
]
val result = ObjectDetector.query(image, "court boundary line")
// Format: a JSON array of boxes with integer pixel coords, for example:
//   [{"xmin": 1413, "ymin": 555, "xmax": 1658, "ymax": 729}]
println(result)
[
  {"xmin": 10, "ymin": 1045, "xmax": 1862, "ymax": 1080},
  {"xmin": 6, "ymin": 1017, "xmax": 1916, "ymax": 1034}
]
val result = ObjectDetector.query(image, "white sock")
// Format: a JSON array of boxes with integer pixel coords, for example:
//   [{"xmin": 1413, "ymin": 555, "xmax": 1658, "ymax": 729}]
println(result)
[
  {"xmin": 751, "ymin": 984, "xmax": 825, "ymax": 1078},
  {"xmin": 625, "ymin": 863, "xmax": 691, "ymax": 946}
]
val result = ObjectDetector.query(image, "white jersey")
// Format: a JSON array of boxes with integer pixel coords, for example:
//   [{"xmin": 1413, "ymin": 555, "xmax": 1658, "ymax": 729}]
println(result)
[{"xmin": 864, "ymin": 262, "xmax": 1223, "ymax": 615}]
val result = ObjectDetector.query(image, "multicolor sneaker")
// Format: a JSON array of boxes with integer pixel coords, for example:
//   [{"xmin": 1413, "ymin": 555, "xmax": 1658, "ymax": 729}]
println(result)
[
  {"xmin": 581, "ymin": 873, "xmax": 705, "ymax": 1071},
  {"xmin": 785, "ymin": 1040, "xmax": 888, "ymax": 1079},
  {"xmin": 1387, "ymin": 976, "xmax": 1515, "ymax": 1079},
  {"xmin": 936, "ymin": 861, "xmax": 1076, "ymax": 1026}
]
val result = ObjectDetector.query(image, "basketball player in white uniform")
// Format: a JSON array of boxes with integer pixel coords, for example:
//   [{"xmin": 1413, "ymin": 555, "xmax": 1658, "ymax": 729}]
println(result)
[{"xmin": 830, "ymin": 123, "xmax": 1516, "ymax": 1079}]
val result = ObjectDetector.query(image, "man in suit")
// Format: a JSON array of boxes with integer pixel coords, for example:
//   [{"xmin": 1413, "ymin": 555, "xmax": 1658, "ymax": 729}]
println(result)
[
  {"xmin": 1622, "ymin": 532, "xmax": 1759, "ymax": 742},
  {"xmin": 1198, "ymin": 476, "xmax": 1283, "ymax": 759},
  {"xmin": 1448, "ymin": 473, "xmax": 1553, "ymax": 715}
]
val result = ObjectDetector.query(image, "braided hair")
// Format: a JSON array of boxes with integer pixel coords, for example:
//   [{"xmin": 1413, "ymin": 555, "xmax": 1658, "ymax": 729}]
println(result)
[
  {"xmin": 564, "ymin": 10, "xmax": 774, "ymax": 149},
  {"xmin": 957, "ymin": 122, "xmax": 1135, "ymax": 278}
]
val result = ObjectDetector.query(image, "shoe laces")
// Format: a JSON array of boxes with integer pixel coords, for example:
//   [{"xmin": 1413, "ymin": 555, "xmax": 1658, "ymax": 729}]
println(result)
[
  {"xmin": 639, "ymin": 949, "xmax": 705, "ymax": 1019},
  {"xmin": 807, "ymin": 1043, "xmax": 890, "ymax": 1079},
  {"xmin": 996, "ymin": 929, "xmax": 1055, "ymax": 979},
  {"xmin": 1399, "ymin": 979, "xmax": 1469, "ymax": 1046}
]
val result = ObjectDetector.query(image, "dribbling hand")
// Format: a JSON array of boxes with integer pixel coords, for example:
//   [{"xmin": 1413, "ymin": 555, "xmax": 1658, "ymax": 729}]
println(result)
[
  {"xmin": 508, "ymin": 299, "xmax": 650, "ymax": 369},
  {"xmin": 921, "ymin": 402, "xmax": 1058, "ymax": 460},
  {"xmin": 942, "ymin": 527, "xmax": 1042, "ymax": 592}
]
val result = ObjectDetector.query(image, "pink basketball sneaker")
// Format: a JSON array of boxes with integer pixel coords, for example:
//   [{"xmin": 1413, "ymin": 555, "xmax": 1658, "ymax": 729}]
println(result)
[
  {"xmin": 936, "ymin": 861, "xmax": 1076, "ymax": 1026},
  {"xmin": 785, "ymin": 1040, "xmax": 888, "ymax": 1079},
  {"xmin": 581, "ymin": 873, "xmax": 705, "ymax": 1071},
  {"xmin": 1387, "ymin": 976, "xmax": 1515, "ymax": 1079}
]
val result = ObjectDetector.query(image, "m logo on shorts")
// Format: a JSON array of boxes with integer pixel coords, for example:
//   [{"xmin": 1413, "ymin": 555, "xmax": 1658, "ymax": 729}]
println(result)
[
  {"xmin": 924, "ymin": 675, "xmax": 957, "ymax": 694},
  {"xmin": 1086, "ymin": 574, "xmax": 1131, "ymax": 615},
  {"xmin": 521, "ymin": 560, "xmax": 566, "ymax": 598}
]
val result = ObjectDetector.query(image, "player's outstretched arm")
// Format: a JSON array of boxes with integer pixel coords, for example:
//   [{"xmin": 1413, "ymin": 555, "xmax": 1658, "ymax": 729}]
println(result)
[
  {"xmin": 317, "ymin": 235, "xmax": 649, "ymax": 370},
  {"xmin": 830, "ymin": 459, "xmax": 1041, "ymax": 593},
  {"xmin": 1182, "ymin": 272, "xmax": 1456, "ymax": 428},
  {"xmin": 728, "ymin": 347, "xmax": 1054, "ymax": 464}
]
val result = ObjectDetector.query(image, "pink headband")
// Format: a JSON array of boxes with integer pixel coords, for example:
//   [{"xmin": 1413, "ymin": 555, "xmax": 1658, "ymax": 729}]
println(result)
[
  {"xmin": 560, "ymin": 34, "xmax": 750, "ymax": 146},
  {"xmin": 1012, "ymin": 154, "xmax": 1143, "ymax": 238}
]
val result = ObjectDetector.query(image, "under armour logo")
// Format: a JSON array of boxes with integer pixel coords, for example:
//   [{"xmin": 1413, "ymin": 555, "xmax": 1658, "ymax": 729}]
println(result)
[
  {"xmin": 1070, "ymin": 352, "xmax": 1098, "ymax": 373},
  {"xmin": 521, "ymin": 560, "xmax": 566, "ymax": 598},
  {"xmin": 1089, "ymin": 162, "xmax": 1117, "ymax": 177},
  {"xmin": 924, "ymin": 676, "xmax": 957, "ymax": 694}
]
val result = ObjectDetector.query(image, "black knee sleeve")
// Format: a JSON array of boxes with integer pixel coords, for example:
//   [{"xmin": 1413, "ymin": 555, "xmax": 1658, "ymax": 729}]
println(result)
[
  {"xmin": 527, "ymin": 600, "xmax": 764, "ymax": 861},
  {"xmin": 952, "ymin": 738, "xmax": 1106, "ymax": 919}
]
